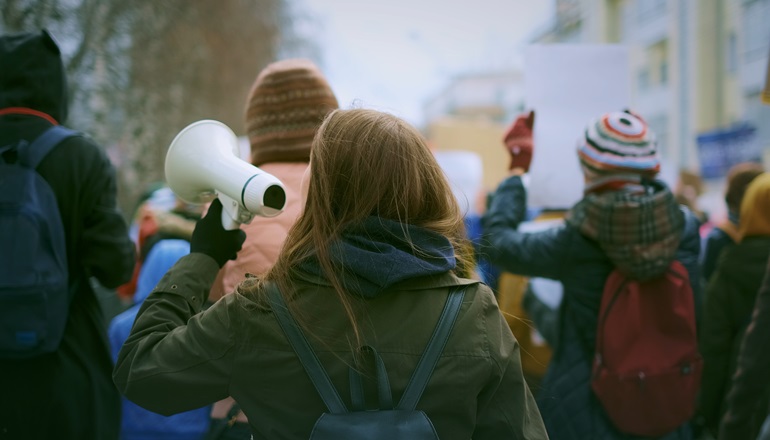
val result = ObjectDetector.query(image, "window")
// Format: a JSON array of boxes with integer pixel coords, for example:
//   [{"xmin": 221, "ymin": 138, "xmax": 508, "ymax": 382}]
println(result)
[
  {"xmin": 745, "ymin": 92, "xmax": 770, "ymax": 148},
  {"xmin": 645, "ymin": 39, "xmax": 669, "ymax": 88},
  {"xmin": 638, "ymin": 68, "xmax": 650, "ymax": 91},
  {"xmin": 646, "ymin": 114, "xmax": 670, "ymax": 158},
  {"xmin": 727, "ymin": 33, "xmax": 738, "ymax": 73},
  {"xmin": 742, "ymin": 0, "xmax": 770, "ymax": 61},
  {"xmin": 637, "ymin": 0, "xmax": 667, "ymax": 23}
]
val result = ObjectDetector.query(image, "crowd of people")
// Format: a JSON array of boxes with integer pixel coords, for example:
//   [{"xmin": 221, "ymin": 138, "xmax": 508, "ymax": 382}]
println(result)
[{"xmin": 2, "ymin": 28, "xmax": 770, "ymax": 440}]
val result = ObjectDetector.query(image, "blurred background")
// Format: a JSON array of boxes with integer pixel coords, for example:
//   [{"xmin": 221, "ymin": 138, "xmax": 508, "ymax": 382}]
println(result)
[{"xmin": 1, "ymin": 0, "xmax": 769, "ymax": 223}]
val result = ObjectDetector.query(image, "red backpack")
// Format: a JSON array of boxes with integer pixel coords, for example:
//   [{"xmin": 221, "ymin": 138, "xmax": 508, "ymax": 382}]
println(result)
[{"xmin": 591, "ymin": 260, "xmax": 702, "ymax": 437}]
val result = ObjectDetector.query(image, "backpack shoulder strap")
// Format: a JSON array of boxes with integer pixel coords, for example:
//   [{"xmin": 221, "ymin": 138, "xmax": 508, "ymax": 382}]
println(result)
[
  {"xmin": 593, "ymin": 270, "xmax": 632, "ymax": 359},
  {"xmin": 267, "ymin": 282, "xmax": 348, "ymax": 414},
  {"xmin": 397, "ymin": 285, "xmax": 467, "ymax": 410},
  {"xmin": 18, "ymin": 125, "xmax": 80, "ymax": 169}
]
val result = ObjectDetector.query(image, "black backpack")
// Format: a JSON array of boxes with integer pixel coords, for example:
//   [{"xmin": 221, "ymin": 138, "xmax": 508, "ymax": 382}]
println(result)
[
  {"xmin": 0, "ymin": 126, "xmax": 79, "ymax": 358},
  {"xmin": 267, "ymin": 283, "xmax": 466, "ymax": 439}
]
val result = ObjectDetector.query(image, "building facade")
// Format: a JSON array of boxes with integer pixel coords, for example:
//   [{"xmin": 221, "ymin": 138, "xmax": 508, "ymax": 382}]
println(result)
[
  {"xmin": 532, "ymin": 0, "xmax": 769, "ymax": 218},
  {"xmin": 423, "ymin": 71, "xmax": 527, "ymax": 195},
  {"xmin": 422, "ymin": 0, "xmax": 770, "ymax": 218}
]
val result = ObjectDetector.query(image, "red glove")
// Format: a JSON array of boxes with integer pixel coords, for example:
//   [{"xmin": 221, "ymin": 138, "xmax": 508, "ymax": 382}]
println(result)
[{"xmin": 502, "ymin": 110, "xmax": 535, "ymax": 172}]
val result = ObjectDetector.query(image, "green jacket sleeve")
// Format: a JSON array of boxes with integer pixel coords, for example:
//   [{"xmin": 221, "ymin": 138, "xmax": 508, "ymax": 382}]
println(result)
[
  {"xmin": 113, "ymin": 253, "xmax": 237, "ymax": 416},
  {"xmin": 473, "ymin": 289, "xmax": 549, "ymax": 439}
]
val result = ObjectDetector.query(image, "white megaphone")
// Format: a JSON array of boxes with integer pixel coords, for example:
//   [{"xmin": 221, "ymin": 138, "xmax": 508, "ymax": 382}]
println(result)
[{"xmin": 165, "ymin": 120, "xmax": 286, "ymax": 230}]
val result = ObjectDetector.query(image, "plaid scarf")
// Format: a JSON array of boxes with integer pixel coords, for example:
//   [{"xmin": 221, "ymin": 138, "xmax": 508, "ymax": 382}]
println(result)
[{"xmin": 566, "ymin": 180, "xmax": 684, "ymax": 281}]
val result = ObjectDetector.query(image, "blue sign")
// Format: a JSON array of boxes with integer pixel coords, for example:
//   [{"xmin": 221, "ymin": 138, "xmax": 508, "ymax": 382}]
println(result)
[{"xmin": 696, "ymin": 123, "xmax": 761, "ymax": 179}]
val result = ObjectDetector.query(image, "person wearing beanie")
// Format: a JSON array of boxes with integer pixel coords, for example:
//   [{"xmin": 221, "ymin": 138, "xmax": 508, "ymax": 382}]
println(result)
[
  {"xmin": 481, "ymin": 109, "xmax": 702, "ymax": 440},
  {"xmin": 207, "ymin": 58, "xmax": 338, "ymax": 436},
  {"xmin": 700, "ymin": 162, "xmax": 765, "ymax": 282},
  {"xmin": 576, "ymin": 110, "xmax": 661, "ymax": 192},
  {"xmin": 113, "ymin": 108, "xmax": 548, "ymax": 439},
  {"xmin": 245, "ymin": 58, "xmax": 339, "ymax": 167}
]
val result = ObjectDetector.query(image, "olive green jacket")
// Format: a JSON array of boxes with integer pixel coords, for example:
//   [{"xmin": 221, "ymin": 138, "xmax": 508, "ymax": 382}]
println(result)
[{"xmin": 113, "ymin": 253, "xmax": 548, "ymax": 439}]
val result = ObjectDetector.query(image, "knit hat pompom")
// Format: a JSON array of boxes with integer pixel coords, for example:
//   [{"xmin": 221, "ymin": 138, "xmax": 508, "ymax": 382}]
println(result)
[
  {"xmin": 245, "ymin": 59, "xmax": 339, "ymax": 166},
  {"xmin": 577, "ymin": 110, "xmax": 660, "ymax": 188}
]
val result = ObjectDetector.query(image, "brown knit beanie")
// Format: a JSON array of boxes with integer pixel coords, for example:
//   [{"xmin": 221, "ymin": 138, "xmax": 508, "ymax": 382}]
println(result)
[{"xmin": 245, "ymin": 59, "xmax": 339, "ymax": 166}]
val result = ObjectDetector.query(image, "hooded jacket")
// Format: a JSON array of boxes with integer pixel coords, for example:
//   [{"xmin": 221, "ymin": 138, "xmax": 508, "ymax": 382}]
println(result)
[
  {"xmin": 719, "ymin": 258, "xmax": 770, "ymax": 440},
  {"xmin": 0, "ymin": 30, "xmax": 135, "ymax": 439},
  {"xmin": 699, "ymin": 236, "xmax": 770, "ymax": 435},
  {"xmin": 114, "ymin": 218, "xmax": 549, "ymax": 439},
  {"xmin": 481, "ymin": 175, "xmax": 702, "ymax": 440}
]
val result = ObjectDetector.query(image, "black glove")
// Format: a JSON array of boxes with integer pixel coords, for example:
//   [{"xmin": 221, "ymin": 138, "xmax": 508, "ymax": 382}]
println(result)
[{"xmin": 190, "ymin": 198, "xmax": 247, "ymax": 267}]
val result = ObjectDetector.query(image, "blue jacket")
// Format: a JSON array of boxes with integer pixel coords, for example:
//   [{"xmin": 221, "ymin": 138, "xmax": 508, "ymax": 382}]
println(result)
[
  {"xmin": 481, "ymin": 176, "xmax": 702, "ymax": 440},
  {"xmin": 109, "ymin": 239, "xmax": 211, "ymax": 440}
]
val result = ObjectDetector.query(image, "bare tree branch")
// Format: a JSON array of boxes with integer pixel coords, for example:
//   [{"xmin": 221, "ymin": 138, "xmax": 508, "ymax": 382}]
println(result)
[{"xmin": 2, "ymin": 0, "xmax": 309, "ymax": 216}]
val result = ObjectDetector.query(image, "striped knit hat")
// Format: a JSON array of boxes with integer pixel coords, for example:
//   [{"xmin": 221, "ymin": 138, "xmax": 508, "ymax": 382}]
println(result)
[
  {"xmin": 577, "ymin": 110, "xmax": 660, "ymax": 189},
  {"xmin": 245, "ymin": 59, "xmax": 339, "ymax": 166}
]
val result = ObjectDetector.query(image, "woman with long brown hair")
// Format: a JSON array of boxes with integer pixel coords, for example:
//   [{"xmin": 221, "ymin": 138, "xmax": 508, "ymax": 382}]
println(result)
[{"xmin": 113, "ymin": 108, "xmax": 547, "ymax": 439}]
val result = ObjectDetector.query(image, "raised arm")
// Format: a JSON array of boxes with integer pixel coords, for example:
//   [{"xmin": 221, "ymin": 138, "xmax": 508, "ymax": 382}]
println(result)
[
  {"xmin": 480, "ymin": 175, "xmax": 571, "ymax": 280},
  {"xmin": 114, "ymin": 198, "xmax": 247, "ymax": 415},
  {"xmin": 113, "ymin": 253, "xmax": 236, "ymax": 414}
]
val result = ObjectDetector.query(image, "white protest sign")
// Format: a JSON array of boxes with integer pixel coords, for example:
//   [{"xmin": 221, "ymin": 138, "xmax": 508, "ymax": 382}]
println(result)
[
  {"xmin": 519, "ymin": 219, "xmax": 565, "ymax": 309},
  {"xmin": 524, "ymin": 44, "xmax": 630, "ymax": 208}
]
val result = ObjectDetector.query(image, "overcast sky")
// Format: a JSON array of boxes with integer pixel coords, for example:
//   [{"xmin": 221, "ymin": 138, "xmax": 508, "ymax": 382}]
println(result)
[{"xmin": 293, "ymin": 0, "xmax": 554, "ymax": 127}]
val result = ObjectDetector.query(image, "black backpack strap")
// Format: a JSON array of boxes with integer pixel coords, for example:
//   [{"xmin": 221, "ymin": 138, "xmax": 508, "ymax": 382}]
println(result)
[
  {"xmin": 397, "ymin": 285, "xmax": 467, "ymax": 410},
  {"xmin": 267, "ymin": 282, "xmax": 348, "ymax": 414},
  {"xmin": 17, "ymin": 126, "xmax": 80, "ymax": 169}
]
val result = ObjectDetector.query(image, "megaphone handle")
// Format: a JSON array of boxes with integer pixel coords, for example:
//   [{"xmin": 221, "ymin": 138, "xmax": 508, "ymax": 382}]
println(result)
[
  {"xmin": 217, "ymin": 193, "xmax": 242, "ymax": 230},
  {"xmin": 221, "ymin": 208, "xmax": 240, "ymax": 230}
]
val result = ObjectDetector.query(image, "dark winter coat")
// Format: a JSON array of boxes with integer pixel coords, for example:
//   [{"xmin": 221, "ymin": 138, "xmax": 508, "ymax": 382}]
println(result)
[
  {"xmin": 0, "ymin": 30, "xmax": 135, "ymax": 439},
  {"xmin": 719, "ymin": 257, "xmax": 770, "ymax": 440},
  {"xmin": 481, "ymin": 176, "xmax": 702, "ymax": 440},
  {"xmin": 114, "ymin": 217, "xmax": 549, "ymax": 439},
  {"xmin": 700, "ymin": 224, "xmax": 738, "ymax": 283},
  {"xmin": 699, "ymin": 236, "xmax": 770, "ymax": 436}
]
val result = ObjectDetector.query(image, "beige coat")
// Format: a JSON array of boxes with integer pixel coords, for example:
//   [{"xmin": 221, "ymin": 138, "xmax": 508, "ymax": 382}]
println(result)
[{"xmin": 209, "ymin": 161, "xmax": 308, "ymax": 421}]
